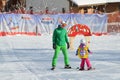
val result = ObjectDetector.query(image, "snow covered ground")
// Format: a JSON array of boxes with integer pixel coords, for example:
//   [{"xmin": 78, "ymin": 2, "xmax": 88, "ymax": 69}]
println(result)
[{"xmin": 0, "ymin": 34, "xmax": 120, "ymax": 80}]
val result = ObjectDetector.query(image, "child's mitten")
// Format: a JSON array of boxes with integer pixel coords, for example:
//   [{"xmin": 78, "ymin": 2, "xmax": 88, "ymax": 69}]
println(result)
[{"xmin": 76, "ymin": 50, "xmax": 78, "ymax": 56}]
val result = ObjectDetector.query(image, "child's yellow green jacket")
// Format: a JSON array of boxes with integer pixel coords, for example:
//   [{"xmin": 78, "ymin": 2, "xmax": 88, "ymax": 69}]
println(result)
[{"xmin": 76, "ymin": 46, "xmax": 89, "ymax": 58}]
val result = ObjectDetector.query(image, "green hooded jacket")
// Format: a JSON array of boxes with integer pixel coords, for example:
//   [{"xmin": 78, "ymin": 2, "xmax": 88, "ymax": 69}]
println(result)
[{"xmin": 52, "ymin": 27, "xmax": 69, "ymax": 46}]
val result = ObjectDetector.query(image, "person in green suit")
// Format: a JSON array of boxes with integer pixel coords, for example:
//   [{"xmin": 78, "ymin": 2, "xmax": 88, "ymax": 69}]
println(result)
[{"xmin": 51, "ymin": 21, "xmax": 71, "ymax": 70}]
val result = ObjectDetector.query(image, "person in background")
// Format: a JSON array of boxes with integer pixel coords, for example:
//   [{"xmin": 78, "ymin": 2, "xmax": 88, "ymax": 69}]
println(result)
[
  {"xmin": 76, "ymin": 39, "xmax": 94, "ymax": 71},
  {"xmin": 45, "ymin": 7, "xmax": 49, "ymax": 14},
  {"xmin": 29, "ymin": 6, "xmax": 34, "ymax": 14},
  {"xmin": 51, "ymin": 21, "xmax": 71, "ymax": 70}
]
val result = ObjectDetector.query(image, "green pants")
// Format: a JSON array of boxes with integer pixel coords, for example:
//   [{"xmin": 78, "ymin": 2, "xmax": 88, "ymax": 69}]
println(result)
[{"xmin": 52, "ymin": 45, "xmax": 70, "ymax": 67}]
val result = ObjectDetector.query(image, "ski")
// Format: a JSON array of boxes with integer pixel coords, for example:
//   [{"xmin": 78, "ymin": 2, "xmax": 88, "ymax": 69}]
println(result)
[{"xmin": 50, "ymin": 67, "xmax": 95, "ymax": 71}]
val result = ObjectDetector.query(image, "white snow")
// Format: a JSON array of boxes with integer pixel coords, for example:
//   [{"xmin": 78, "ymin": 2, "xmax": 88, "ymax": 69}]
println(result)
[{"xmin": 0, "ymin": 34, "xmax": 120, "ymax": 80}]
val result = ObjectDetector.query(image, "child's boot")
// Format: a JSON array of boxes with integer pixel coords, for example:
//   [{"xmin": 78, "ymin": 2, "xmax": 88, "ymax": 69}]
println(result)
[
  {"xmin": 79, "ymin": 67, "xmax": 84, "ymax": 71},
  {"xmin": 87, "ymin": 67, "xmax": 95, "ymax": 70}
]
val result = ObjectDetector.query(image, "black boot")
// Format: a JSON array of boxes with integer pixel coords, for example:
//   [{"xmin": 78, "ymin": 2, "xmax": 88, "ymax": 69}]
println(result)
[
  {"xmin": 51, "ymin": 66, "xmax": 55, "ymax": 70},
  {"xmin": 64, "ymin": 65, "xmax": 71, "ymax": 69},
  {"xmin": 79, "ymin": 68, "xmax": 84, "ymax": 71},
  {"xmin": 87, "ymin": 67, "xmax": 95, "ymax": 70}
]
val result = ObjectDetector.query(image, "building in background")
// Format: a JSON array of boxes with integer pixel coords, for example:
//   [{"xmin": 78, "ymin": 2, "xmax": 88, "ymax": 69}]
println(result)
[
  {"xmin": 1, "ymin": 0, "xmax": 120, "ymax": 14},
  {"xmin": 68, "ymin": 0, "xmax": 120, "ymax": 14}
]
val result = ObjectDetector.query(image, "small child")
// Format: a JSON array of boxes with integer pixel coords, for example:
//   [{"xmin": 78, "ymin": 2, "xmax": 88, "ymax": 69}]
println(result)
[{"xmin": 76, "ymin": 39, "xmax": 94, "ymax": 71}]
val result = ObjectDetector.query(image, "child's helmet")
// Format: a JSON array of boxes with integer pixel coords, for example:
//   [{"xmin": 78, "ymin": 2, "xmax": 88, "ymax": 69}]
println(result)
[{"xmin": 80, "ymin": 39, "xmax": 86, "ymax": 44}]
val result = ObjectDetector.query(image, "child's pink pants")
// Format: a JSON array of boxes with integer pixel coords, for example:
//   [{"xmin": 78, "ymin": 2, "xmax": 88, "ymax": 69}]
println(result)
[{"xmin": 80, "ymin": 58, "xmax": 91, "ymax": 69}]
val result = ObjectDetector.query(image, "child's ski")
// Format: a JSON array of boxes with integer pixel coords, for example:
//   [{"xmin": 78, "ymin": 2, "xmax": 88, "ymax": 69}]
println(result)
[{"xmin": 76, "ymin": 67, "xmax": 95, "ymax": 71}]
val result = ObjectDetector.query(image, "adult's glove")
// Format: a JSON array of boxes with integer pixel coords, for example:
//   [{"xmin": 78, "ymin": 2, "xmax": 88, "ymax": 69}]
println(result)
[
  {"xmin": 67, "ymin": 42, "xmax": 70, "ymax": 49},
  {"xmin": 53, "ymin": 43, "xmax": 56, "ymax": 49}
]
